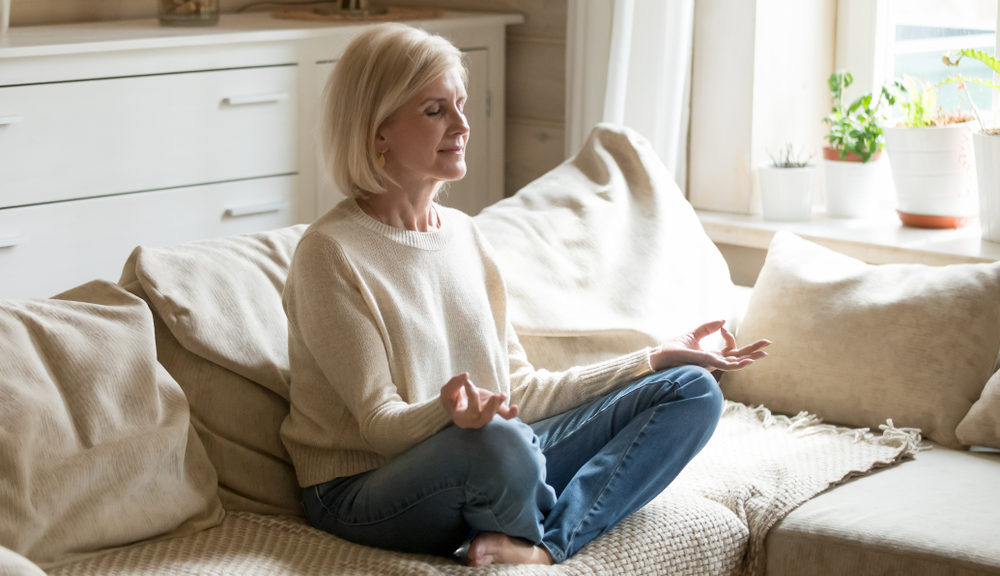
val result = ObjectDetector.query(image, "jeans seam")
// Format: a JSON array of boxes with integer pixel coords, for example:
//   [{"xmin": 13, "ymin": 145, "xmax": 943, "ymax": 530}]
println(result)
[
  {"xmin": 564, "ymin": 407, "xmax": 657, "ymax": 554},
  {"xmin": 542, "ymin": 382, "xmax": 655, "ymax": 454}
]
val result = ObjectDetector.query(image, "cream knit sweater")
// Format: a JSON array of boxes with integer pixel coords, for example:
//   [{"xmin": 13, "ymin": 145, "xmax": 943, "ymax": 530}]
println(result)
[{"xmin": 280, "ymin": 200, "xmax": 653, "ymax": 488}]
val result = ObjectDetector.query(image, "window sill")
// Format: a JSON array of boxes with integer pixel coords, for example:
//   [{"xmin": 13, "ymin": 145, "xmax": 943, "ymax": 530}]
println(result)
[{"xmin": 696, "ymin": 209, "xmax": 1000, "ymax": 266}]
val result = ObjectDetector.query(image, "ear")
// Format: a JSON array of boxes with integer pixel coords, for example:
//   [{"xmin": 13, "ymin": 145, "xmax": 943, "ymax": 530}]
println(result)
[{"xmin": 374, "ymin": 121, "xmax": 391, "ymax": 154}]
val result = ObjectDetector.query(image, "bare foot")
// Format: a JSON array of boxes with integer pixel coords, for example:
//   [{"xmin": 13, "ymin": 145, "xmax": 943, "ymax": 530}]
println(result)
[{"xmin": 466, "ymin": 532, "xmax": 553, "ymax": 566}]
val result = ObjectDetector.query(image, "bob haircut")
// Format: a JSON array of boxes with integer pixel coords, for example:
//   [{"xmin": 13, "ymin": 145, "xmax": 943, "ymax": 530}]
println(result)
[{"xmin": 320, "ymin": 23, "xmax": 467, "ymax": 199}]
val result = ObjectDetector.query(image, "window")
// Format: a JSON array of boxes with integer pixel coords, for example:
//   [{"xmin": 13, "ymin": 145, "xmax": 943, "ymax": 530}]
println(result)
[{"xmin": 885, "ymin": 0, "xmax": 998, "ymax": 117}]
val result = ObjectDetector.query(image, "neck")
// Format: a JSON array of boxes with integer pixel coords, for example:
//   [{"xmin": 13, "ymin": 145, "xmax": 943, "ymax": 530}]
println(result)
[{"xmin": 357, "ymin": 187, "xmax": 441, "ymax": 232}]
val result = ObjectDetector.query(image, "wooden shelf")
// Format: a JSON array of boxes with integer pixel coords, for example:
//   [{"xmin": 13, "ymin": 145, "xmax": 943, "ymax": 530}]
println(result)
[{"xmin": 697, "ymin": 209, "xmax": 1000, "ymax": 266}]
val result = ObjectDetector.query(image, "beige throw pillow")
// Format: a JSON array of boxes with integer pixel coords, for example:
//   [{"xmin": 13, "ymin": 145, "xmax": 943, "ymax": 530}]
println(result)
[
  {"xmin": 119, "ymin": 225, "xmax": 306, "ymax": 516},
  {"xmin": 474, "ymin": 124, "xmax": 736, "ymax": 370},
  {"xmin": 0, "ymin": 281, "xmax": 223, "ymax": 566},
  {"xmin": 957, "ymin": 369, "xmax": 1000, "ymax": 448},
  {"xmin": 723, "ymin": 232, "xmax": 1000, "ymax": 448}
]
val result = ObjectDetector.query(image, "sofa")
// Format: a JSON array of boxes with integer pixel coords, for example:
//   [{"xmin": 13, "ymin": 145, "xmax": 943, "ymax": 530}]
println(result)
[{"xmin": 1, "ymin": 124, "xmax": 998, "ymax": 576}]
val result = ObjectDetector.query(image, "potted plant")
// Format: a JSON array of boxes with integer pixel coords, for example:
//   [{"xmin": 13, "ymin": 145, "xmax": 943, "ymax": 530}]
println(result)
[
  {"xmin": 758, "ymin": 143, "xmax": 816, "ymax": 221},
  {"xmin": 883, "ymin": 75, "xmax": 978, "ymax": 229},
  {"xmin": 822, "ymin": 71, "xmax": 901, "ymax": 218},
  {"xmin": 943, "ymin": 48, "xmax": 1000, "ymax": 242}
]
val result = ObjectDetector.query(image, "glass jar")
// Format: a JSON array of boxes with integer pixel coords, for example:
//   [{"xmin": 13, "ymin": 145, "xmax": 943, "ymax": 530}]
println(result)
[{"xmin": 158, "ymin": 0, "xmax": 219, "ymax": 26}]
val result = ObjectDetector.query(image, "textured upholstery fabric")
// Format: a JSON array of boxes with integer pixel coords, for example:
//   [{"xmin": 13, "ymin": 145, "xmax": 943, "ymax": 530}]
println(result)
[
  {"xmin": 45, "ymin": 402, "xmax": 917, "ymax": 576},
  {"xmin": 767, "ymin": 445, "xmax": 1000, "ymax": 576},
  {"xmin": 119, "ymin": 226, "xmax": 307, "ymax": 516},
  {"xmin": 0, "ymin": 281, "xmax": 223, "ymax": 567},
  {"xmin": 723, "ymin": 231, "xmax": 1000, "ymax": 447},
  {"xmin": 958, "ymin": 369, "xmax": 1000, "ymax": 449},
  {"xmin": 474, "ymin": 123, "xmax": 737, "ymax": 371}
]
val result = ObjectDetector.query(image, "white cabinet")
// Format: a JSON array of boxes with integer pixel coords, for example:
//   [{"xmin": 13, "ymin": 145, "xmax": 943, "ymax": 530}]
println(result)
[
  {"xmin": 0, "ymin": 12, "xmax": 520, "ymax": 298},
  {"xmin": 0, "ymin": 177, "xmax": 299, "ymax": 298},
  {"xmin": 0, "ymin": 65, "xmax": 298, "ymax": 207}
]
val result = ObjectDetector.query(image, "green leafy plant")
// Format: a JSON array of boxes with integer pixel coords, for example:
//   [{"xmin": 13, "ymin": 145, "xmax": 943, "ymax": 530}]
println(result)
[
  {"xmin": 897, "ymin": 75, "xmax": 975, "ymax": 128},
  {"xmin": 942, "ymin": 48, "xmax": 1000, "ymax": 134},
  {"xmin": 767, "ymin": 143, "xmax": 814, "ymax": 168},
  {"xmin": 823, "ymin": 71, "xmax": 903, "ymax": 162},
  {"xmin": 899, "ymin": 75, "xmax": 936, "ymax": 127}
]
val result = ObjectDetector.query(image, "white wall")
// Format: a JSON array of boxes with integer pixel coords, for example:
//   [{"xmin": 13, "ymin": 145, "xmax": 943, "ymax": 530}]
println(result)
[{"xmin": 688, "ymin": 0, "xmax": 837, "ymax": 215}]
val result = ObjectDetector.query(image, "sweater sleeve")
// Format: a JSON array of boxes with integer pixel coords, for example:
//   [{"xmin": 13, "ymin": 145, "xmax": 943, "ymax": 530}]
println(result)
[
  {"xmin": 505, "ymin": 323, "xmax": 654, "ymax": 424},
  {"xmin": 285, "ymin": 233, "xmax": 452, "ymax": 458}
]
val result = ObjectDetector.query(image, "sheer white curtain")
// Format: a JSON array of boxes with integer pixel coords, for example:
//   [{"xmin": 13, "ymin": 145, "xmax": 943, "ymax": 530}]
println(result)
[{"xmin": 565, "ymin": 0, "xmax": 695, "ymax": 189}]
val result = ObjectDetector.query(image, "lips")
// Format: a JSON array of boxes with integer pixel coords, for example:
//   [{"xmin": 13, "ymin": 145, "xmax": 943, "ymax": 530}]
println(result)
[{"xmin": 439, "ymin": 146, "xmax": 465, "ymax": 154}]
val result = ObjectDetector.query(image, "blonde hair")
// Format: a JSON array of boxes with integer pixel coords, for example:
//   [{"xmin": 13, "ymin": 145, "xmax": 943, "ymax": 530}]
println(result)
[{"xmin": 320, "ymin": 23, "xmax": 467, "ymax": 199}]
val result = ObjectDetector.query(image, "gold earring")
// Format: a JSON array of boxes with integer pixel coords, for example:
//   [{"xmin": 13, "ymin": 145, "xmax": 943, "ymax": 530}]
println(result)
[{"xmin": 377, "ymin": 153, "xmax": 386, "ymax": 168}]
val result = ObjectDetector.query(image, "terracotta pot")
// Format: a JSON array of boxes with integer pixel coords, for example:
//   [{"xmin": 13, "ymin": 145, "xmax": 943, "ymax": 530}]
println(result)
[{"xmin": 821, "ymin": 147, "xmax": 883, "ymax": 162}]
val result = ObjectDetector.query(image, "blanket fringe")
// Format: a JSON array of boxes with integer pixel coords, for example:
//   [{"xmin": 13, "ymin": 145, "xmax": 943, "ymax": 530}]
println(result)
[{"xmin": 723, "ymin": 401, "xmax": 923, "ymax": 458}]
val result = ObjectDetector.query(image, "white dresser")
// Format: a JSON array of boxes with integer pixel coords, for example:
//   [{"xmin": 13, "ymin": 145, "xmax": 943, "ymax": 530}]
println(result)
[{"xmin": 0, "ymin": 11, "xmax": 519, "ymax": 298}]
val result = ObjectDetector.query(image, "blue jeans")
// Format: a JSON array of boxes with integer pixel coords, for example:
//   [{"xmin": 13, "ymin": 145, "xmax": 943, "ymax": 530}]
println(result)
[{"xmin": 301, "ymin": 365, "xmax": 723, "ymax": 563}]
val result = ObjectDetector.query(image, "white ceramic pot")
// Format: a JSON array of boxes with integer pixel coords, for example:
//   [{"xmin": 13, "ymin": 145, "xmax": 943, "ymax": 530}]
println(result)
[
  {"xmin": 758, "ymin": 164, "xmax": 816, "ymax": 221},
  {"xmin": 822, "ymin": 148, "xmax": 884, "ymax": 218},
  {"xmin": 885, "ymin": 123, "xmax": 977, "ymax": 228},
  {"xmin": 975, "ymin": 131, "xmax": 1000, "ymax": 242}
]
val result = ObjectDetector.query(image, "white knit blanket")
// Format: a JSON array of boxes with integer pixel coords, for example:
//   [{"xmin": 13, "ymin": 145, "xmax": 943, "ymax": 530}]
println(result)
[{"xmin": 45, "ymin": 401, "xmax": 918, "ymax": 576}]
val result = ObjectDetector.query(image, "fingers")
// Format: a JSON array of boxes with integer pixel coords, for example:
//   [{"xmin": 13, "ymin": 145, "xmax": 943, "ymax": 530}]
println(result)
[
  {"xmin": 497, "ymin": 403, "xmax": 519, "ymax": 420},
  {"xmin": 440, "ymin": 373, "xmax": 470, "ymax": 413},
  {"xmin": 728, "ymin": 338, "xmax": 772, "ymax": 358},
  {"xmin": 720, "ymin": 326, "xmax": 738, "ymax": 351},
  {"xmin": 463, "ymin": 379, "xmax": 482, "ymax": 413},
  {"xmin": 687, "ymin": 348, "xmax": 767, "ymax": 372},
  {"xmin": 690, "ymin": 319, "xmax": 726, "ymax": 342},
  {"xmin": 442, "ymin": 373, "xmax": 519, "ymax": 428}
]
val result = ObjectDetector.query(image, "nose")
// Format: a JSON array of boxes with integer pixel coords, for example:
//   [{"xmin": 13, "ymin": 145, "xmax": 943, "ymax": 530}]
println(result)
[{"xmin": 450, "ymin": 106, "xmax": 470, "ymax": 136}]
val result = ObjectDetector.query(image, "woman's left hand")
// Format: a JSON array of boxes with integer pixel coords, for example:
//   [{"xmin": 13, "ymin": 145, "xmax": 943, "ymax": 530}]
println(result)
[{"xmin": 649, "ymin": 320, "xmax": 770, "ymax": 372}]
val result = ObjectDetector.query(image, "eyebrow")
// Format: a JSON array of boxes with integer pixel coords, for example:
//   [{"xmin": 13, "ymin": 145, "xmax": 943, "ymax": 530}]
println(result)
[{"xmin": 419, "ymin": 95, "xmax": 468, "ymax": 106}]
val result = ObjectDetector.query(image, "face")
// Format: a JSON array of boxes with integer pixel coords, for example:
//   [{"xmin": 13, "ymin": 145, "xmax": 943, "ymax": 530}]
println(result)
[{"xmin": 376, "ymin": 67, "xmax": 470, "ymax": 195}]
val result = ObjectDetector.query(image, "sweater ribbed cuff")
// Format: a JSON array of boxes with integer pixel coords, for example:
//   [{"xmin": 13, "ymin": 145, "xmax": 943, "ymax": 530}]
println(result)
[{"xmin": 575, "ymin": 347, "xmax": 654, "ymax": 397}]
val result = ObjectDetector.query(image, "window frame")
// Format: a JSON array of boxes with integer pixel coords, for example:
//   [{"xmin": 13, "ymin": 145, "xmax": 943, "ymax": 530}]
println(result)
[{"xmin": 837, "ymin": 0, "xmax": 1000, "ymax": 117}]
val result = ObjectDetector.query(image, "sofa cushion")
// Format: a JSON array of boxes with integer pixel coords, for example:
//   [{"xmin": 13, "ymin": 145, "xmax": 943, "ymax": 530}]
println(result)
[
  {"xmin": 0, "ymin": 280, "xmax": 223, "ymax": 566},
  {"xmin": 119, "ymin": 225, "xmax": 307, "ymax": 516},
  {"xmin": 957, "ymin": 369, "xmax": 1000, "ymax": 449},
  {"xmin": 722, "ymin": 232, "xmax": 1000, "ymax": 447},
  {"xmin": 766, "ymin": 445, "xmax": 1000, "ymax": 576},
  {"xmin": 474, "ymin": 123, "xmax": 737, "ymax": 370}
]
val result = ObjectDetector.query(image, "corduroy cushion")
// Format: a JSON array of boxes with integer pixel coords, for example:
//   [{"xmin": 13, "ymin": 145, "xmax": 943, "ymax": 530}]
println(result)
[
  {"xmin": 0, "ymin": 280, "xmax": 223, "ymax": 566},
  {"xmin": 119, "ymin": 225, "xmax": 307, "ymax": 516},
  {"xmin": 723, "ymin": 232, "xmax": 1000, "ymax": 447},
  {"xmin": 957, "ymin": 369, "xmax": 1000, "ymax": 448}
]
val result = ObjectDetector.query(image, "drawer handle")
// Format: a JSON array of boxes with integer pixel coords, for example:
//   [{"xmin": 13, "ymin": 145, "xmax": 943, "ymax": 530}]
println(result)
[
  {"xmin": 0, "ymin": 233, "xmax": 22, "ymax": 248},
  {"xmin": 0, "ymin": 115, "xmax": 23, "ymax": 126},
  {"xmin": 222, "ymin": 92, "xmax": 289, "ymax": 106},
  {"xmin": 224, "ymin": 201, "xmax": 289, "ymax": 218}
]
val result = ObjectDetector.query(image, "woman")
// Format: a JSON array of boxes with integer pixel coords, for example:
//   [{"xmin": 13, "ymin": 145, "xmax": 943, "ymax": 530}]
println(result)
[{"xmin": 281, "ymin": 23, "xmax": 770, "ymax": 566}]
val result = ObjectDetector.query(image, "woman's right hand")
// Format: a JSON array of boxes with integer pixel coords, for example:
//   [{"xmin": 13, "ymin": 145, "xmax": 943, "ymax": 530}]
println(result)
[{"xmin": 440, "ymin": 373, "xmax": 519, "ymax": 429}]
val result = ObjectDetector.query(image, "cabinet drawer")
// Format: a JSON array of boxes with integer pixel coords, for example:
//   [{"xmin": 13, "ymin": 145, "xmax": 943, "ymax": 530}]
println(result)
[
  {"xmin": 0, "ymin": 175, "xmax": 300, "ymax": 299},
  {"xmin": 0, "ymin": 65, "xmax": 298, "ymax": 208}
]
